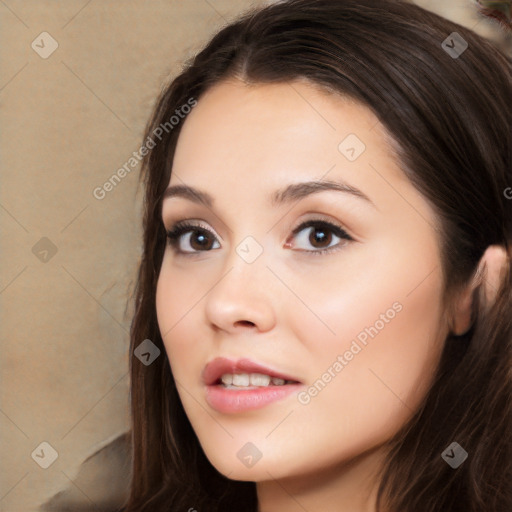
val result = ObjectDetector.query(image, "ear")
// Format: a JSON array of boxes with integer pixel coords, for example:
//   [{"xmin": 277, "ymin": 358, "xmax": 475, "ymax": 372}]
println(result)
[{"xmin": 450, "ymin": 245, "xmax": 509, "ymax": 336}]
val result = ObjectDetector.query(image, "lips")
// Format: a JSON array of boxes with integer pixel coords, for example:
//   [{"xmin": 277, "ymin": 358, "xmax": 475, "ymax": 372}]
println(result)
[{"xmin": 202, "ymin": 357, "xmax": 301, "ymax": 386}]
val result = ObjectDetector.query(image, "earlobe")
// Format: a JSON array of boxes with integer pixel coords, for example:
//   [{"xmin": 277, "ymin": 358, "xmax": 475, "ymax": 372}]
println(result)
[{"xmin": 449, "ymin": 245, "xmax": 509, "ymax": 336}]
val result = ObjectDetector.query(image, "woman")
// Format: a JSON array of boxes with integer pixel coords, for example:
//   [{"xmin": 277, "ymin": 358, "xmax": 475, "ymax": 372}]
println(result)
[{"xmin": 122, "ymin": 1, "xmax": 512, "ymax": 510}]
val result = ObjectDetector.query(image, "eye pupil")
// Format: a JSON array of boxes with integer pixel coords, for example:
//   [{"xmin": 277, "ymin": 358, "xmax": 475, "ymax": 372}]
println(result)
[
  {"xmin": 191, "ymin": 231, "xmax": 213, "ymax": 250},
  {"xmin": 309, "ymin": 227, "xmax": 332, "ymax": 248}
]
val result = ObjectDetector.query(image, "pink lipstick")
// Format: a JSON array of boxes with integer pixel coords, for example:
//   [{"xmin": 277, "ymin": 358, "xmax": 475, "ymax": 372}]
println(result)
[{"xmin": 203, "ymin": 357, "xmax": 303, "ymax": 414}]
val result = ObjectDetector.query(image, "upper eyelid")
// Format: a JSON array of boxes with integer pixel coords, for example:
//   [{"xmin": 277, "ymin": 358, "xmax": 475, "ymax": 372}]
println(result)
[
  {"xmin": 291, "ymin": 218, "xmax": 350, "ymax": 235},
  {"xmin": 160, "ymin": 187, "xmax": 372, "ymax": 227},
  {"xmin": 167, "ymin": 219, "xmax": 222, "ymax": 239},
  {"xmin": 164, "ymin": 217, "xmax": 348, "ymax": 234},
  {"xmin": 163, "ymin": 209, "xmax": 351, "ymax": 230}
]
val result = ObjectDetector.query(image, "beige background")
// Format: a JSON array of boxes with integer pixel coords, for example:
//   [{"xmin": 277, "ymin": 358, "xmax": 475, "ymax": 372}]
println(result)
[{"xmin": 1, "ymin": 1, "xmax": 510, "ymax": 511}]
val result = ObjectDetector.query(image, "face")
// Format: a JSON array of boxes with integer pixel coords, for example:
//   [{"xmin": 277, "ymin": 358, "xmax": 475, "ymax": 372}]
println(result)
[{"xmin": 156, "ymin": 78, "xmax": 449, "ymax": 484}]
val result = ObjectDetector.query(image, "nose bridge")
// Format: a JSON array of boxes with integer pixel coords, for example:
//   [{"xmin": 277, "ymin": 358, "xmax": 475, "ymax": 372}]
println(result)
[
  {"xmin": 217, "ymin": 206, "xmax": 269, "ymax": 273},
  {"xmin": 204, "ymin": 232, "xmax": 276, "ymax": 331},
  {"xmin": 233, "ymin": 233, "xmax": 266, "ymax": 267},
  {"xmin": 219, "ymin": 232, "xmax": 269, "ymax": 296}
]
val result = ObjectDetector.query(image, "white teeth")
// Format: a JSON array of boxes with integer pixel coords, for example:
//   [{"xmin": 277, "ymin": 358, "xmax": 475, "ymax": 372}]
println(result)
[
  {"xmin": 219, "ymin": 373, "xmax": 291, "ymax": 388},
  {"xmin": 221, "ymin": 374, "xmax": 233, "ymax": 386},
  {"xmin": 232, "ymin": 373, "xmax": 250, "ymax": 386},
  {"xmin": 250, "ymin": 373, "xmax": 271, "ymax": 386}
]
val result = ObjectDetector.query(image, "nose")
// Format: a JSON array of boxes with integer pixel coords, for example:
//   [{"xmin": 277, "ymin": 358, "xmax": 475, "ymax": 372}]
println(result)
[{"xmin": 204, "ymin": 247, "xmax": 277, "ymax": 334}]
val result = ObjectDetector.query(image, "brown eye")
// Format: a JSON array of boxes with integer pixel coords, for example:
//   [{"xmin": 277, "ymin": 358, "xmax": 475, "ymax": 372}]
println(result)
[
  {"xmin": 188, "ymin": 230, "xmax": 215, "ymax": 251},
  {"xmin": 166, "ymin": 219, "xmax": 353, "ymax": 256},
  {"xmin": 290, "ymin": 220, "xmax": 353, "ymax": 254},
  {"xmin": 308, "ymin": 226, "xmax": 333, "ymax": 248},
  {"xmin": 166, "ymin": 222, "xmax": 220, "ymax": 254}
]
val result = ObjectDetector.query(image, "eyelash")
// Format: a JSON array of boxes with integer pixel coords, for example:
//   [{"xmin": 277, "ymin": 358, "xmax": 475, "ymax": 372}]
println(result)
[{"xmin": 165, "ymin": 219, "xmax": 354, "ymax": 256}]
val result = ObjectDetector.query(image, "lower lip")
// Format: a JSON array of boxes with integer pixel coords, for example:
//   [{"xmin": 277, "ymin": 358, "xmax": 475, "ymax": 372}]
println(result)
[{"xmin": 205, "ymin": 383, "xmax": 303, "ymax": 414}]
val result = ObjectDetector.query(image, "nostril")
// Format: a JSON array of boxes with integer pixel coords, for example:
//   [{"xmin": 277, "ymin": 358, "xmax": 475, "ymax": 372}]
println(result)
[{"xmin": 235, "ymin": 320, "xmax": 255, "ymax": 327}]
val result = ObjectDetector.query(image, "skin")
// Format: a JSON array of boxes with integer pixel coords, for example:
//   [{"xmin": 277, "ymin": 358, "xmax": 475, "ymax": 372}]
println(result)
[{"xmin": 155, "ymin": 78, "xmax": 463, "ymax": 512}]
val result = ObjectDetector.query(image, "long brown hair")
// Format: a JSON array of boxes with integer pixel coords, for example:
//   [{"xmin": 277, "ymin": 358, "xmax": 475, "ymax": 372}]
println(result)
[{"xmin": 121, "ymin": 1, "xmax": 512, "ymax": 510}]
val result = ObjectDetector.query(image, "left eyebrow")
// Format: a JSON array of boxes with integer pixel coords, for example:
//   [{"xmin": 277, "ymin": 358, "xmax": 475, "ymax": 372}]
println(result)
[
  {"xmin": 161, "ymin": 179, "xmax": 375, "ymax": 209},
  {"xmin": 270, "ymin": 179, "xmax": 375, "ymax": 208}
]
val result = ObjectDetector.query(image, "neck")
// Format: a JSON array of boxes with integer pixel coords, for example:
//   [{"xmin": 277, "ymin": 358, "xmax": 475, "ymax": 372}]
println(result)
[{"xmin": 256, "ymin": 444, "xmax": 389, "ymax": 512}]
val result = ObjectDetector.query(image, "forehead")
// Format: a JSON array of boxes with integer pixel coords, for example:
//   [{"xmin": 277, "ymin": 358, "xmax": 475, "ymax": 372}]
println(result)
[
  {"xmin": 173, "ymin": 78, "xmax": 383, "ymax": 165},
  {"xmin": 168, "ymin": 78, "xmax": 408, "ymax": 209}
]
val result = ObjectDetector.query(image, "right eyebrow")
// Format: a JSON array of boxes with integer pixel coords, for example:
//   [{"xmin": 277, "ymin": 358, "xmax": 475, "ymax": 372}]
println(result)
[{"xmin": 162, "ymin": 184, "xmax": 214, "ymax": 207}]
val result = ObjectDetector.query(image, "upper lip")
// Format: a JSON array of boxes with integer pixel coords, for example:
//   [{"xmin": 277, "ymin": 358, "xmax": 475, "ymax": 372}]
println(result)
[{"xmin": 202, "ymin": 357, "xmax": 301, "ymax": 386}]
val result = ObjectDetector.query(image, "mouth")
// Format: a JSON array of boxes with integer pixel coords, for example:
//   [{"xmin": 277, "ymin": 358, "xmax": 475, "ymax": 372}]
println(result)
[
  {"xmin": 202, "ymin": 357, "xmax": 302, "ymax": 387},
  {"xmin": 202, "ymin": 357, "xmax": 303, "ymax": 413}
]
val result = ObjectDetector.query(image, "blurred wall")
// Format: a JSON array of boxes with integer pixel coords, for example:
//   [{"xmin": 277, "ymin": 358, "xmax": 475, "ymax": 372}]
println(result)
[
  {"xmin": 414, "ymin": 0, "xmax": 511, "ymax": 54},
  {"xmin": 1, "ymin": 1, "xmax": 509, "ymax": 511}
]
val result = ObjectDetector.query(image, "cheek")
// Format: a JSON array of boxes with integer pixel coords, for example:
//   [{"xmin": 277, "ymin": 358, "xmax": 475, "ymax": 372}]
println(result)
[
  {"xmin": 285, "ymin": 245, "xmax": 445, "ymax": 428},
  {"xmin": 155, "ymin": 262, "xmax": 206, "ymax": 381}
]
